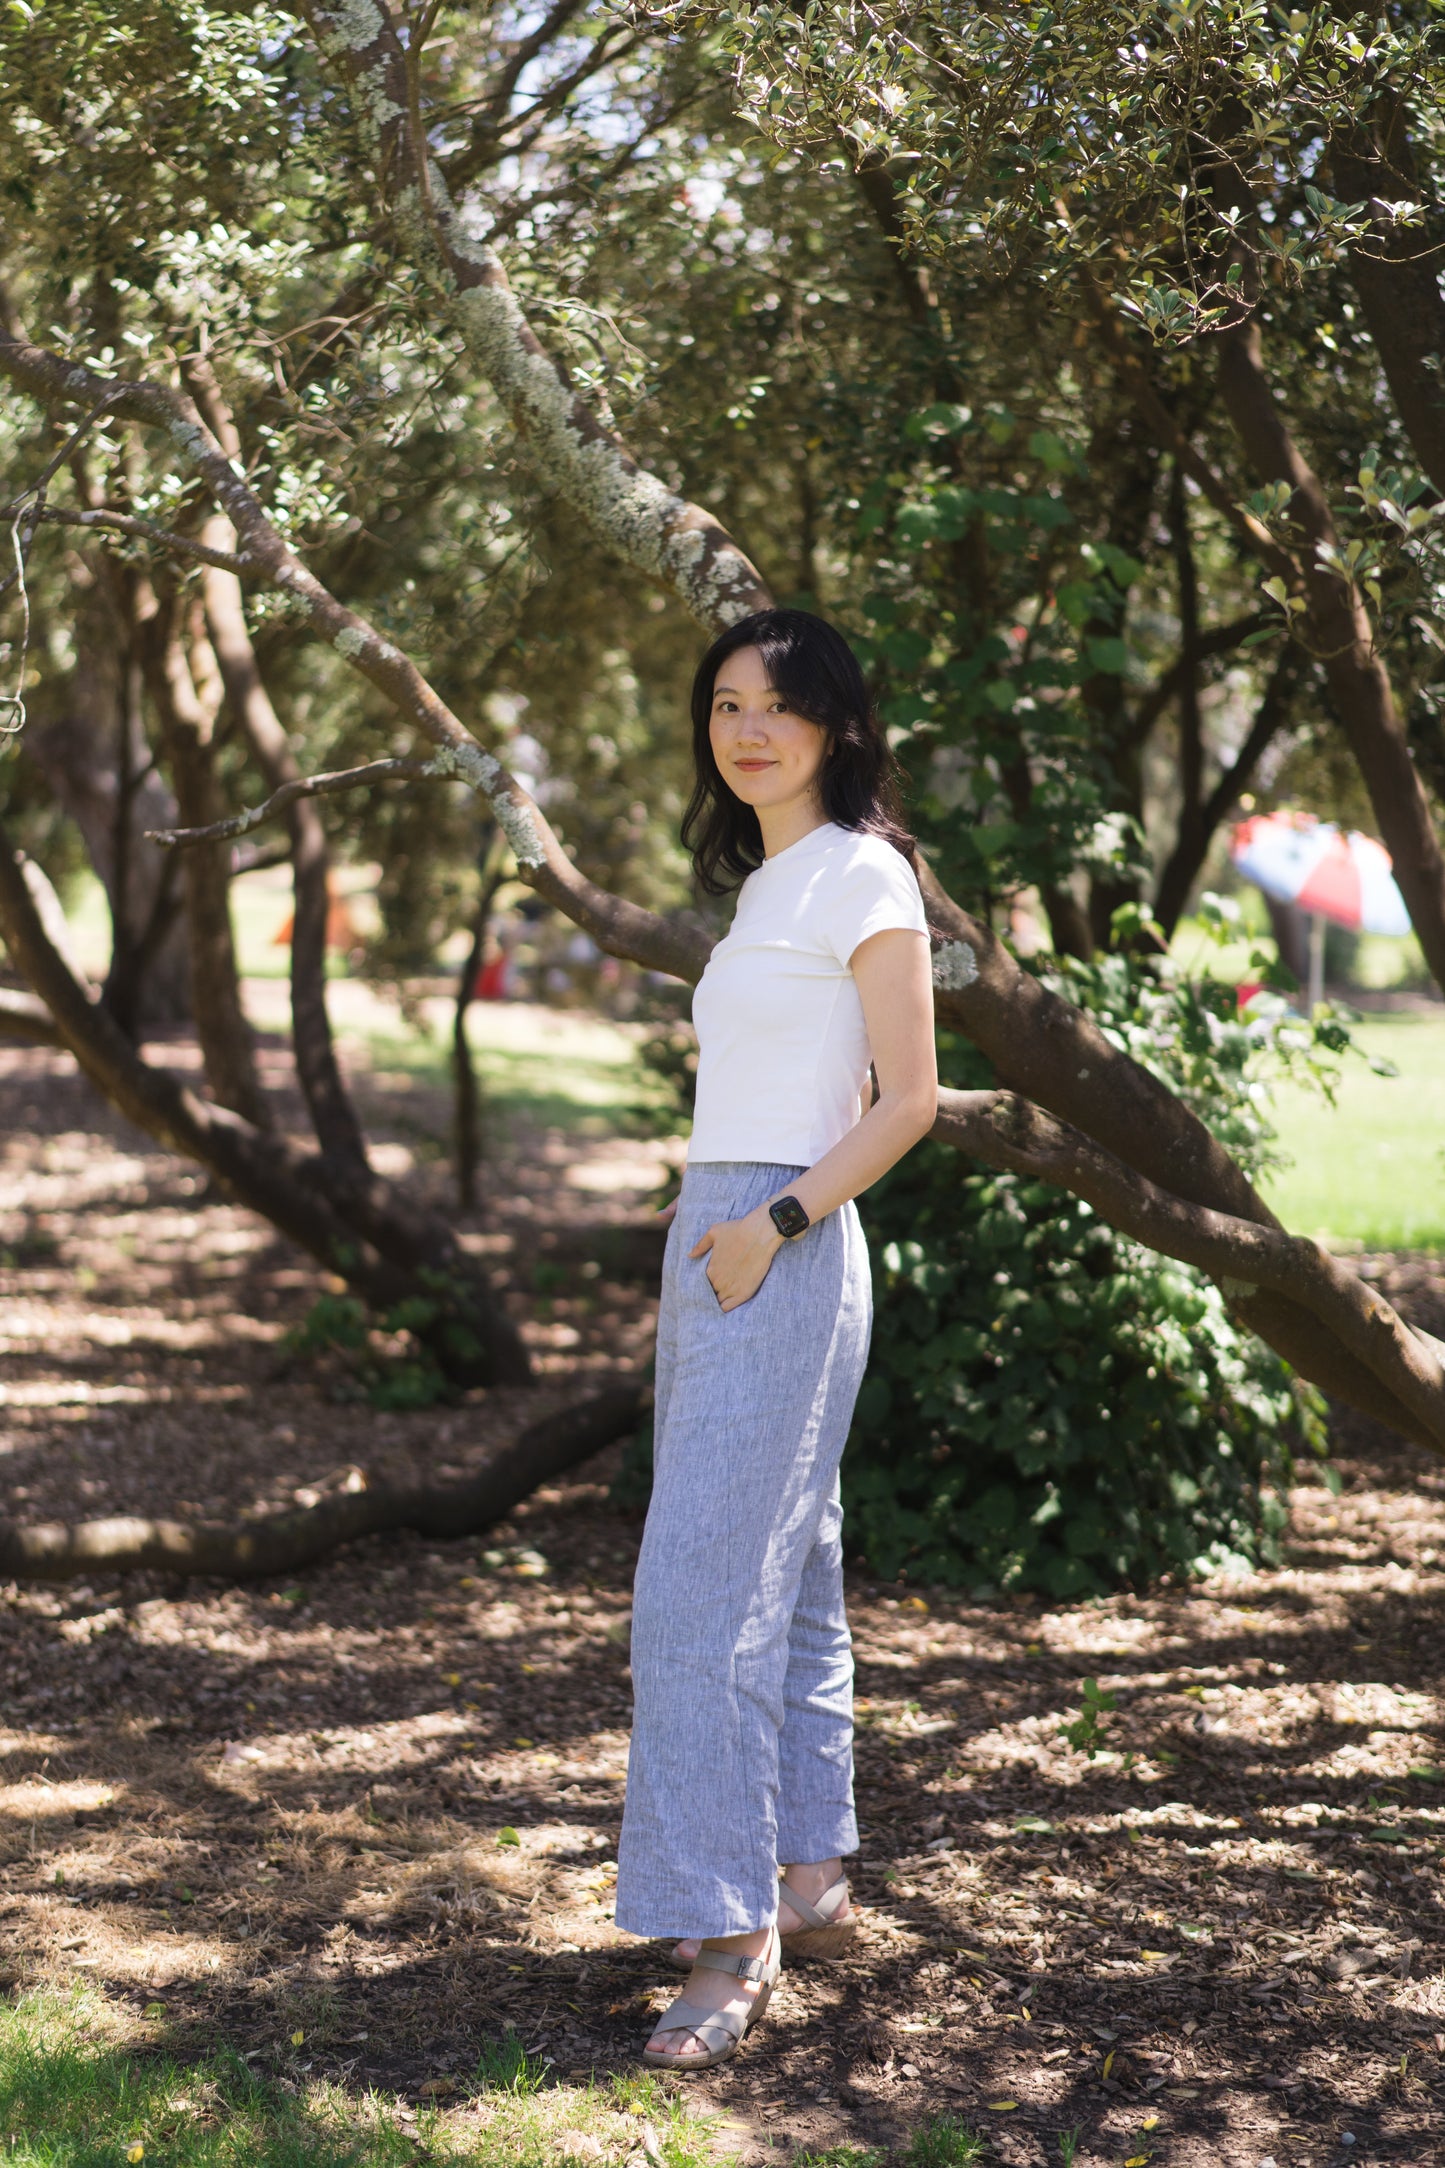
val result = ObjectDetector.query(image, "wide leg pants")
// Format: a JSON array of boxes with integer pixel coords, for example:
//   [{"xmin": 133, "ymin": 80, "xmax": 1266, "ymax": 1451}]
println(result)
[{"xmin": 615, "ymin": 1162, "xmax": 873, "ymax": 1940}]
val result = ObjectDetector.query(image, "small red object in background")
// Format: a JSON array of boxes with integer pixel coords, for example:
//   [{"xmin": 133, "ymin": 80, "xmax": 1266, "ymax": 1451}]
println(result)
[
  {"xmin": 1236, "ymin": 982, "xmax": 1264, "ymax": 1010},
  {"xmin": 474, "ymin": 953, "xmax": 510, "ymax": 1001}
]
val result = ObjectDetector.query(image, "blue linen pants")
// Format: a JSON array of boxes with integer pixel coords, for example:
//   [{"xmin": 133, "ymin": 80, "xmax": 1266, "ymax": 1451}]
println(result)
[{"xmin": 615, "ymin": 1162, "xmax": 873, "ymax": 1940}]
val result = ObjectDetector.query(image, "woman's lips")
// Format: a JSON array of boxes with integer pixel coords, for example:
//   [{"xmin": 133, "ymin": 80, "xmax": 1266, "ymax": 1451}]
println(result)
[{"xmin": 733, "ymin": 759, "xmax": 773, "ymax": 772}]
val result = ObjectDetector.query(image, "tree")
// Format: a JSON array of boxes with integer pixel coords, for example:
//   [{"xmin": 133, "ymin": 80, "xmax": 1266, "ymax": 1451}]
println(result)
[{"xmin": 1, "ymin": 1, "xmax": 1443, "ymax": 1581}]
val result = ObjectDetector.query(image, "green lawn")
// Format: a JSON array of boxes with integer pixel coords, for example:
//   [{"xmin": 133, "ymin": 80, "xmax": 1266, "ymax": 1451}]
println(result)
[
  {"xmin": 0, "ymin": 1991, "xmax": 718, "ymax": 2168},
  {"xmin": 1258, "ymin": 1011, "xmax": 1445, "ymax": 1252},
  {"xmin": 0, "ymin": 1989, "xmax": 978, "ymax": 2168}
]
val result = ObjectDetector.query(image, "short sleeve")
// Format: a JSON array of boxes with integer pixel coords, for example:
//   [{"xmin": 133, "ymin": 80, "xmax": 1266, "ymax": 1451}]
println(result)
[{"xmin": 825, "ymin": 837, "xmax": 929, "ymax": 967}]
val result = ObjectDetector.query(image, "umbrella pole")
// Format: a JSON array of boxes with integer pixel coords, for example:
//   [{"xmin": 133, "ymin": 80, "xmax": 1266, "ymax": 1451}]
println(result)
[{"xmin": 1307, "ymin": 910, "xmax": 1325, "ymax": 1012}]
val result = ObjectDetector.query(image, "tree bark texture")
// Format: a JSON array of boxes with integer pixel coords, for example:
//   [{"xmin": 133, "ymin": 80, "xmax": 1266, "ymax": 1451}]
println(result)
[
  {"xmin": 0, "ymin": 1381, "xmax": 643, "ymax": 1582},
  {"xmin": 1330, "ymin": 111, "xmax": 1445, "ymax": 503}
]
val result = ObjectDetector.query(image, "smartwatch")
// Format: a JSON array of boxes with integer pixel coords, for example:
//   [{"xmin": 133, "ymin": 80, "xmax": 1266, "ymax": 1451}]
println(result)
[{"xmin": 768, "ymin": 1194, "xmax": 811, "ymax": 1240}]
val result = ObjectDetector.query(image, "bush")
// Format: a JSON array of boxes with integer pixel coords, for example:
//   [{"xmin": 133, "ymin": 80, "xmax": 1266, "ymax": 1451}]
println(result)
[
  {"xmin": 847, "ymin": 1133, "xmax": 1325, "ymax": 1597},
  {"xmin": 845, "ymin": 939, "xmax": 1339, "ymax": 1597}
]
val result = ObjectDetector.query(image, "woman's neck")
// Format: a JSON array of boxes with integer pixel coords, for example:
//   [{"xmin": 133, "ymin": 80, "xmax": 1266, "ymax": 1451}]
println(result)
[{"xmin": 757, "ymin": 797, "xmax": 830, "ymax": 861}]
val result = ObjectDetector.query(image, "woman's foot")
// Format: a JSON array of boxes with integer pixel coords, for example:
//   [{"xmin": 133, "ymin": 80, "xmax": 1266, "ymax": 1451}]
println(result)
[
  {"xmin": 671, "ymin": 1859, "xmax": 848, "ymax": 1969},
  {"xmin": 644, "ymin": 1925, "xmax": 779, "ymax": 2067}
]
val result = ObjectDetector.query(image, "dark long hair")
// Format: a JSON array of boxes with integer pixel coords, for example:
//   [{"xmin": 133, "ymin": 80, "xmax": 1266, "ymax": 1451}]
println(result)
[{"xmin": 681, "ymin": 608, "xmax": 915, "ymax": 895}]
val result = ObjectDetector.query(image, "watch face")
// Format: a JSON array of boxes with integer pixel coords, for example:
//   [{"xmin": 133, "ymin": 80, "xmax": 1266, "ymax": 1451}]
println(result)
[{"xmin": 770, "ymin": 1195, "xmax": 809, "ymax": 1239}]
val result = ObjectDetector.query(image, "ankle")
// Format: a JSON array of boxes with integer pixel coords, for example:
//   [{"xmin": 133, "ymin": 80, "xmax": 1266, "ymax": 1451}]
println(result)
[{"xmin": 781, "ymin": 1856, "xmax": 843, "ymax": 1900}]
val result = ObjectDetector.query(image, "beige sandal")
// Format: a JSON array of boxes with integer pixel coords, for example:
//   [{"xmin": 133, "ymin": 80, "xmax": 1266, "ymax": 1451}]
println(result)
[
  {"xmin": 666, "ymin": 1871, "xmax": 856, "ymax": 1969},
  {"xmin": 776, "ymin": 1869, "xmax": 857, "ymax": 1959},
  {"xmin": 642, "ymin": 1926, "xmax": 781, "ymax": 2071}
]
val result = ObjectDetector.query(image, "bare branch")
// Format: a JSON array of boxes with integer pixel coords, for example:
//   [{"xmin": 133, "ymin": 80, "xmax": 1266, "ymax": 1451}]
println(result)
[
  {"xmin": 147, "ymin": 756, "xmax": 449, "ymax": 849},
  {"xmin": 31, "ymin": 505, "xmax": 255, "ymax": 572}
]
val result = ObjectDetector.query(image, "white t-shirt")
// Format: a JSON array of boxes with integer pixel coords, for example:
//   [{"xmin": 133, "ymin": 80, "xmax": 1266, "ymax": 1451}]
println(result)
[{"xmin": 688, "ymin": 821, "xmax": 930, "ymax": 1166}]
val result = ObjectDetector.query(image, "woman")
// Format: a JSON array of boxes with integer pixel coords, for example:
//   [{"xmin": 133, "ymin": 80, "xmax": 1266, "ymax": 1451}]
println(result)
[{"xmin": 614, "ymin": 608, "xmax": 938, "ymax": 2071}]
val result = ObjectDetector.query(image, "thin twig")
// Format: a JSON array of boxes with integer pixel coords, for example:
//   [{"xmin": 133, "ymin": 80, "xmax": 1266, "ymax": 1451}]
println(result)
[
  {"xmin": 0, "ymin": 386, "xmax": 127, "ymax": 515},
  {"xmin": 28, "ymin": 506, "xmax": 255, "ymax": 572},
  {"xmin": 146, "ymin": 755, "xmax": 450, "ymax": 848}
]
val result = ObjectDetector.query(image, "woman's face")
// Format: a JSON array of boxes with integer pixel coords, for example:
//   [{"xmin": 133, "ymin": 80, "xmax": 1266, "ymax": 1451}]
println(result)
[{"xmin": 709, "ymin": 645, "xmax": 828, "ymax": 816}]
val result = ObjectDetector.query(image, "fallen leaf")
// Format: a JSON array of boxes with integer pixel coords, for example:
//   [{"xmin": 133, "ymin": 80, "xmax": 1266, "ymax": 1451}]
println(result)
[
  {"xmin": 1141, "ymin": 2116, "xmax": 1160, "ymax": 2130},
  {"xmin": 987, "ymin": 2100, "xmax": 1018, "ymax": 2110},
  {"xmin": 126, "ymin": 2147, "xmax": 144, "ymax": 2165},
  {"xmin": 1102, "ymin": 2050, "xmax": 1116, "ymax": 2078},
  {"xmin": 1126, "ymin": 2156, "xmax": 1150, "ymax": 2166},
  {"xmin": 291, "ymin": 2030, "xmax": 304, "ymax": 2047},
  {"xmin": 513, "ymin": 1737, "xmax": 535, "ymax": 1748},
  {"xmin": 142, "ymin": 2002, "xmax": 166, "ymax": 2020},
  {"xmin": 444, "ymin": 1673, "xmax": 461, "ymax": 1687},
  {"xmin": 1140, "ymin": 1950, "xmax": 1171, "ymax": 1962},
  {"xmin": 497, "ymin": 1827, "xmax": 521, "ymax": 1847}
]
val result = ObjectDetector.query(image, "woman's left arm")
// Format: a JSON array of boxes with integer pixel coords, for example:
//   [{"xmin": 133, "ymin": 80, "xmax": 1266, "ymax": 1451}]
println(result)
[{"xmin": 692, "ymin": 927, "xmax": 937, "ymax": 1309}]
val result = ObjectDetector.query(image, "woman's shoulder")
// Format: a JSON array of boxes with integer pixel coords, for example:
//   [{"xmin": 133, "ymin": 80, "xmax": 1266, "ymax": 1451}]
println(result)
[{"xmin": 818, "ymin": 825, "xmax": 920, "ymax": 889}]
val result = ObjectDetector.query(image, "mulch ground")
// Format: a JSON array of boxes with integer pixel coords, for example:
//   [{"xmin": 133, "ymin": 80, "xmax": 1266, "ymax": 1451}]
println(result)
[{"xmin": 2, "ymin": 1028, "xmax": 1445, "ymax": 2167}]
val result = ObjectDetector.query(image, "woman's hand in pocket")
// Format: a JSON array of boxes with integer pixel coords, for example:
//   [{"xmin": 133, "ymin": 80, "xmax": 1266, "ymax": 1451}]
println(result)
[{"xmin": 690, "ymin": 1205, "xmax": 784, "ymax": 1311}]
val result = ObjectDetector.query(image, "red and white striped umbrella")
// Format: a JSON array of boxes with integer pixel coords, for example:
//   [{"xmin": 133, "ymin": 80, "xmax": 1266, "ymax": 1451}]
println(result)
[{"xmin": 1229, "ymin": 811, "xmax": 1411, "ymax": 937}]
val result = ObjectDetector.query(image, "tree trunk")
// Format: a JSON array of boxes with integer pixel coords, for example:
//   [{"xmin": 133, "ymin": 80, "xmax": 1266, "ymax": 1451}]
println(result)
[
  {"xmin": 1153, "ymin": 648, "xmax": 1301, "ymax": 937},
  {"xmin": 25, "ymin": 564, "xmax": 190, "ymax": 1028},
  {"xmin": 188, "ymin": 356, "xmax": 370, "ymax": 1175},
  {"xmin": 1216, "ymin": 317, "xmax": 1445, "ymax": 993},
  {"xmin": 1330, "ymin": 111, "xmax": 1445, "ymax": 502},
  {"xmin": 137, "ymin": 583, "xmax": 268, "ymax": 1126},
  {"xmin": 0, "ymin": 809, "xmax": 532, "ymax": 1388}
]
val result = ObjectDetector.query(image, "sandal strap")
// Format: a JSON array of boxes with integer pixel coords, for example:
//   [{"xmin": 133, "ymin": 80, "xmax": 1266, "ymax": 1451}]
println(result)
[
  {"xmin": 692, "ymin": 1947, "xmax": 767, "ymax": 1983},
  {"xmin": 693, "ymin": 1926, "xmax": 779, "ymax": 1986},
  {"xmin": 651, "ymin": 1997, "xmax": 747, "ymax": 2051},
  {"xmin": 779, "ymin": 1873, "xmax": 848, "ymax": 1932}
]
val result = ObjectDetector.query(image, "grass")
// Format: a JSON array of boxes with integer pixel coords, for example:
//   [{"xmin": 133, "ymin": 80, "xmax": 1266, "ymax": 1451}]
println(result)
[
  {"xmin": 1, "ymin": 1994, "xmax": 989, "ymax": 2168},
  {"xmin": 0, "ymin": 1990, "xmax": 719, "ymax": 2168},
  {"xmin": 368, "ymin": 1007, "xmax": 678, "ymax": 1140},
  {"xmin": 1259, "ymin": 1010, "xmax": 1445, "ymax": 1251}
]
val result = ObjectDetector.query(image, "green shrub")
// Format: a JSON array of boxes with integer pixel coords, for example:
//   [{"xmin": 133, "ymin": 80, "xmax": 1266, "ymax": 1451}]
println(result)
[{"xmin": 845, "ymin": 945, "xmax": 1337, "ymax": 1596}]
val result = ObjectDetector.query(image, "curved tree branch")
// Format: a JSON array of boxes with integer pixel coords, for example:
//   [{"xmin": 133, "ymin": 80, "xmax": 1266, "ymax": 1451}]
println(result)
[
  {"xmin": 933, "ymin": 1089, "xmax": 1445, "ymax": 1455},
  {"xmin": 0, "ymin": 1380, "xmax": 644, "ymax": 1582},
  {"xmin": 0, "ymin": 807, "xmax": 531, "ymax": 1386},
  {"xmin": 300, "ymin": 0, "xmax": 773, "ymax": 633},
  {"xmin": 147, "ymin": 756, "xmax": 449, "ymax": 847}
]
